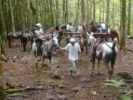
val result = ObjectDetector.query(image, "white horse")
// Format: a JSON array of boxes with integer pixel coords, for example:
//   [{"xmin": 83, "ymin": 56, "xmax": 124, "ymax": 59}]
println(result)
[
  {"xmin": 41, "ymin": 35, "xmax": 59, "ymax": 70},
  {"xmin": 87, "ymin": 32, "xmax": 118, "ymax": 79},
  {"xmin": 32, "ymin": 39, "xmax": 37, "ymax": 57}
]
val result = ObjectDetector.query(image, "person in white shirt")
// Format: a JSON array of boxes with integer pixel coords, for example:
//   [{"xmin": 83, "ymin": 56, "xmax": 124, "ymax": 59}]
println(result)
[
  {"xmin": 34, "ymin": 23, "xmax": 46, "ymax": 59},
  {"xmin": 60, "ymin": 38, "xmax": 81, "ymax": 77},
  {"xmin": 100, "ymin": 22, "xmax": 106, "ymax": 32}
]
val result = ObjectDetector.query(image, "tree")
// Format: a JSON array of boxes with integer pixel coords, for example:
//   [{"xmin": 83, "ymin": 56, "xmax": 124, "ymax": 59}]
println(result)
[
  {"xmin": 81, "ymin": 0, "xmax": 85, "ymax": 24},
  {"xmin": 120, "ymin": 0, "xmax": 126, "ymax": 50},
  {"xmin": 106, "ymin": 0, "xmax": 110, "ymax": 33},
  {"xmin": 74, "ymin": 0, "xmax": 80, "ymax": 24},
  {"xmin": 62, "ymin": 0, "xmax": 68, "ymax": 23},
  {"xmin": 127, "ymin": 0, "xmax": 131, "ymax": 35},
  {"xmin": 55, "ymin": 0, "xmax": 59, "ymax": 26},
  {"xmin": 9, "ymin": 0, "xmax": 15, "ymax": 32},
  {"xmin": 0, "ymin": 0, "xmax": 7, "ymax": 38},
  {"xmin": 93, "ymin": 0, "xmax": 95, "ymax": 22},
  {"xmin": 86, "ymin": 0, "xmax": 90, "ymax": 21}
]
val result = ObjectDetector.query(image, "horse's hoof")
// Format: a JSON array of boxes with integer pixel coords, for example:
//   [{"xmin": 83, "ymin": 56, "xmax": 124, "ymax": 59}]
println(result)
[
  {"xmin": 37, "ymin": 57, "xmax": 41, "ymax": 61},
  {"xmin": 90, "ymin": 73, "xmax": 94, "ymax": 76},
  {"xmin": 90, "ymin": 59, "xmax": 93, "ymax": 62},
  {"xmin": 97, "ymin": 73, "xmax": 100, "ymax": 75},
  {"xmin": 42, "ymin": 64, "xmax": 49, "ymax": 67}
]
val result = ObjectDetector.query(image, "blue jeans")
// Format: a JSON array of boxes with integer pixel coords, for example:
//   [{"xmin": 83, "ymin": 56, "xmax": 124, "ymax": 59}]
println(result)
[{"xmin": 36, "ymin": 39, "xmax": 42, "ymax": 56}]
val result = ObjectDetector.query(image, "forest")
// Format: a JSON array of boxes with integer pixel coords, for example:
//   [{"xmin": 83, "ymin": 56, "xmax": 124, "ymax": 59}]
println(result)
[{"xmin": 0, "ymin": 0, "xmax": 133, "ymax": 100}]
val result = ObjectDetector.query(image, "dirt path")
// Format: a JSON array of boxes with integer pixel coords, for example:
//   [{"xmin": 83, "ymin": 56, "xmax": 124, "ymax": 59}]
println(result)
[{"xmin": 3, "ymin": 39, "xmax": 133, "ymax": 100}]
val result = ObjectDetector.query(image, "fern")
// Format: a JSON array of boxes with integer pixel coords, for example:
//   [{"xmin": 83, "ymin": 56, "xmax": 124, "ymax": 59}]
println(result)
[{"xmin": 104, "ymin": 80, "xmax": 125, "ymax": 88}]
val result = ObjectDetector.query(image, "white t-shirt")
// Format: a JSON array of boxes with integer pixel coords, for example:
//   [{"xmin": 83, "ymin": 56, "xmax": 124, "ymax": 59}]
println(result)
[
  {"xmin": 35, "ymin": 28, "xmax": 44, "ymax": 39},
  {"xmin": 101, "ymin": 23, "xmax": 106, "ymax": 30},
  {"xmin": 65, "ymin": 43, "xmax": 81, "ymax": 61}
]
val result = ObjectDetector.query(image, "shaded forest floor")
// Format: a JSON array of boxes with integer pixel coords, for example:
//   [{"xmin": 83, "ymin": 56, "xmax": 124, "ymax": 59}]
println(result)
[{"xmin": 3, "ymin": 37, "xmax": 133, "ymax": 100}]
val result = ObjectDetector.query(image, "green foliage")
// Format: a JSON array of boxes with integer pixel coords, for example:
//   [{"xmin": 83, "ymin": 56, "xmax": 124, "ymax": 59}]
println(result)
[
  {"xmin": 104, "ymin": 80, "xmax": 125, "ymax": 88},
  {"xmin": 41, "ymin": 71, "xmax": 61, "ymax": 79},
  {"xmin": 117, "ymin": 72, "xmax": 132, "ymax": 80},
  {"xmin": 117, "ymin": 95, "xmax": 132, "ymax": 100},
  {"xmin": 104, "ymin": 80, "xmax": 133, "ymax": 100},
  {"xmin": 127, "ymin": 90, "xmax": 133, "ymax": 95}
]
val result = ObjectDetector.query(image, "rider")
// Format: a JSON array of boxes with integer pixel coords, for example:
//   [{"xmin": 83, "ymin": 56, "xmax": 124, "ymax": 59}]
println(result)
[
  {"xmin": 34, "ymin": 23, "xmax": 46, "ymax": 60},
  {"xmin": 100, "ymin": 22, "xmax": 107, "ymax": 33}
]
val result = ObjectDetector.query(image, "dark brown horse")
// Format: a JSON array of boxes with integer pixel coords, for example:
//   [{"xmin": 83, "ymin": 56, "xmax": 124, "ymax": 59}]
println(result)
[{"xmin": 21, "ymin": 28, "xmax": 35, "ymax": 51}]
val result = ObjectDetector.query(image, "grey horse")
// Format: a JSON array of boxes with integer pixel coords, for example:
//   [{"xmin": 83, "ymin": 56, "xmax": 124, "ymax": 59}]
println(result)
[
  {"xmin": 87, "ymin": 32, "xmax": 118, "ymax": 79},
  {"xmin": 41, "ymin": 35, "xmax": 59, "ymax": 70}
]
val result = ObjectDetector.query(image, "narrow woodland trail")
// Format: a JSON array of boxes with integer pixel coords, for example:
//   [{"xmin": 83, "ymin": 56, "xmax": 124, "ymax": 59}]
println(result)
[{"xmin": 3, "ymin": 38, "xmax": 133, "ymax": 100}]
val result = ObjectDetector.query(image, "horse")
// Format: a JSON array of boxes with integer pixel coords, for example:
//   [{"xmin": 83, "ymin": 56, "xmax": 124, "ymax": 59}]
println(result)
[
  {"xmin": 7, "ymin": 31, "xmax": 22, "ymax": 48},
  {"xmin": 89, "ymin": 22, "xmax": 120, "ymax": 45},
  {"xmin": 21, "ymin": 28, "xmax": 35, "ymax": 51},
  {"xmin": 58, "ymin": 27, "xmax": 67, "ymax": 45},
  {"xmin": 108, "ymin": 28, "xmax": 120, "ymax": 45},
  {"xmin": 41, "ymin": 35, "xmax": 59, "ymax": 70},
  {"xmin": 87, "ymin": 32, "xmax": 118, "ymax": 79}
]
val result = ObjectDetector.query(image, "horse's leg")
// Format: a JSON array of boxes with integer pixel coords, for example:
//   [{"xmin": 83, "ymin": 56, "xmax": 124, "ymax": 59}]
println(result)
[
  {"xmin": 9, "ymin": 39, "xmax": 12, "ymax": 48},
  {"xmin": 91, "ymin": 58, "xmax": 95, "ymax": 76},
  {"xmin": 49, "ymin": 58, "xmax": 54, "ymax": 72},
  {"xmin": 23, "ymin": 38, "xmax": 27, "ymax": 52},
  {"xmin": 85, "ymin": 41, "xmax": 88, "ymax": 54},
  {"xmin": 34, "ymin": 51, "xmax": 37, "ymax": 57},
  {"xmin": 97, "ymin": 60, "xmax": 100, "ymax": 75},
  {"xmin": 41, "ymin": 57, "xmax": 44, "ymax": 68},
  {"xmin": 109, "ymin": 53, "xmax": 116, "ymax": 79},
  {"xmin": 31, "ymin": 38, "xmax": 33, "ymax": 49},
  {"xmin": 21, "ymin": 37, "xmax": 23, "ymax": 46},
  {"xmin": 104, "ymin": 62, "xmax": 110, "ymax": 80}
]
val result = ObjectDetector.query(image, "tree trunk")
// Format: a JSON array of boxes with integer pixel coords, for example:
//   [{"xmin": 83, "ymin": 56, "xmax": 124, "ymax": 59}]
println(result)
[
  {"xmin": 81, "ymin": 0, "xmax": 85, "ymax": 25},
  {"xmin": 62, "ymin": 0, "xmax": 65, "ymax": 23},
  {"xmin": 74, "ymin": 0, "xmax": 80, "ymax": 24},
  {"xmin": 0, "ymin": 0, "xmax": 7, "ymax": 39},
  {"xmin": 106, "ymin": 0, "xmax": 110, "ymax": 34},
  {"xmin": 127, "ymin": 0, "xmax": 131, "ymax": 35},
  {"xmin": 120, "ymin": 0, "xmax": 126, "ymax": 50},
  {"xmin": 65, "ymin": 0, "xmax": 68, "ymax": 23},
  {"xmin": 102, "ymin": 1, "xmax": 105, "ymax": 22},
  {"xmin": 112, "ymin": 0, "xmax": 115, "ymax": 27},
  {"xmin": 93, "ymin": 0, "xmax": 95, "ymax": 22},
  {"xmin": 86, "ymin": 0, "xmax": 89, "ymax": 21},
  {"xmin": 9, "ymin": 0, "xmax": 15, "ymax": 32},
  {"xmin": 99, "ymin": 4, "xmax": 101, "ymax": 22},
  {"xmin": 55, "ymin": 0, "xmax": 59, "ymax": 26},
  {"xmin": 49, "ymin": 0, "xmax": 54, "ymax": 26}
]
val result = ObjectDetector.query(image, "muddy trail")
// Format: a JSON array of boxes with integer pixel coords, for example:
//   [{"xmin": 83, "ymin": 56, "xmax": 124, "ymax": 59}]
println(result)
[{"xmin": 2, "ymin": 38, "xmax": 133, "ymax": 100}]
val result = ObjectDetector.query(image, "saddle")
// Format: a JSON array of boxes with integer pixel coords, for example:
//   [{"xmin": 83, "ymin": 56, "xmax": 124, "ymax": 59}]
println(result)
[
  {"xmin": 14, "ymin": 32, "xmax": 22, "ymax": 37},
  {"xmin": 93, "ymin": 39, "xmax": 104, "ymax": 51}
]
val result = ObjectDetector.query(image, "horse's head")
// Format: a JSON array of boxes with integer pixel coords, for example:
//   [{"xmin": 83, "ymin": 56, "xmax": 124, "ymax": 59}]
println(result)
[{"xmin": 52, "ymin": 35, "xmax": 59, "ymax": 49}]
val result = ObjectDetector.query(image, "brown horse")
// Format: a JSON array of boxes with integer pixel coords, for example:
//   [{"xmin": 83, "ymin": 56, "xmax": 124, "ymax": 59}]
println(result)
[
  {"xmin": 108, "ymin": 28, "xmax": 120, "ymax": 45},
  {"xmin": 78, "ymin": 29, "xmax": 88, "ymax": 52},
  {"xmin": 58, "ymin": 28, "xmax": 67, "ymax": 45},
  {"xmin": 21, "ymin": 28, "xmax": 35, "ymax": 51}
]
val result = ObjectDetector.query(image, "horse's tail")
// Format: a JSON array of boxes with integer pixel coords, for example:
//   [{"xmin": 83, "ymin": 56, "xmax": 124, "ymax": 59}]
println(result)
[
  {"xmin": 112, "ymin": 38, "xmax": 117, "ymax": 49},
  {"xmin": 111, "ymin": 38, "xmax": 117, "ymax": 72}
]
